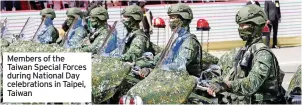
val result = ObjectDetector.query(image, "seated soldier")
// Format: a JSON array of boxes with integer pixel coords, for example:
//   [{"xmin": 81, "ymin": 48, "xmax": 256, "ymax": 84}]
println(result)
[
  {"xmin": 59, "ymin": 7, "xmax": 88, "ymax": 48},
  {"xmin": 114, "ymin": 5, "xmax": 151, "ymax": 62},
  {"xmin": 37, "ymin": 8, "xmax": 59, "ymax": 44},
  {"xmin": 206, "ymin": 4, "xmax": 286, "ymax": 104},
  {"xmin": 80, "ymin": 6, "xmax": 111, "ymax": 54},
  {"xmin": 134, "ymin": 3, "xmax": 219, "ymax": 78}
]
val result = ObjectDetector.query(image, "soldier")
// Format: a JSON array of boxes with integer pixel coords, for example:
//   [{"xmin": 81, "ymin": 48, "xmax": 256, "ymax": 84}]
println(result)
[
  {"xmin": 158, "ymin": 3, "xmax": 202, "ymax": 76},
  {"xmin": 207, "ymin": 4, "xmax": 285, "ymax": 104},
  {"xmin": 83, "ymin": 2, "xmax": 103, "ymax": 35},
  {"xmin": 81, "ymin": 6, "xmax": 110, "ymax": 54},
  {"xmin": 118, "ymin": 5, "xmax": 150, "ymax": 62},
  {"xmin": 37, "ymin": 8, "xmax": 59, "ymax": 44},
  {"xmin": 135, "ymin": 3, "xmax": 219, "ymax": 78},
  {"xmin": 61, "ymin": 7, "xmax": 88, "ymax": 48},
  {"xmin": 124, "ymin": 4, "xmax": 216, "ymax": 103}
]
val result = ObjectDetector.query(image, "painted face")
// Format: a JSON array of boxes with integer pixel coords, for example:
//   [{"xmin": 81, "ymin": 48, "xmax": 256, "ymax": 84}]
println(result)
[
  {"xmin": 90, "ymin": 17, "xmax": 104, "ymax": 28},
  {"xmin": 238, "ymin": 23, "xmax": 254, "ymax": 41},
  {"xmin": 66, "ymin": 16, "xmax": 75, "ymax": 27},
  {"xmin": 122, "ymin": 16, "xmax": 132, "ymax": 29},
  {"xmin": 169, "ymin": 15, "xmax": 181, "ymax": 30}
]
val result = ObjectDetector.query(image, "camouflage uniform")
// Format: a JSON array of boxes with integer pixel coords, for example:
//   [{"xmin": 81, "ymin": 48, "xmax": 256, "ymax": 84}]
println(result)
[
  {"xmin": 37, "ymin": 8, "xmax": 59, "ymax": 44},
  {"xmin": 83, "ymin": 2, "xmax": 102, "ymax": 35},
  {"xmin": 118, "ymin": 5, "xmax": 150, "ymax": 62},
  {"xmin": 125, "ymin": 3, "xmax": 203, "ymax": 104},
  {"xmin": 81, "ymin": 7, "xmax": 110, "ymax": 54},
  {"xmin": 90, "ymin": 6, "xmax": 151, "ymax": 103},
  {"xmin": 150, "ymin": 3, "xmax": 204, "ymax": 76},
  {"xmin": 208, "ymin": 4, "xmax": 285, "ymax": 104},
  {"xmin": 217, "ymin": 48, "xmax": 241, "ymax": 79},
  {"xmin": 62, "ymin": 8, "xmax": 88, "ymax": 48}
]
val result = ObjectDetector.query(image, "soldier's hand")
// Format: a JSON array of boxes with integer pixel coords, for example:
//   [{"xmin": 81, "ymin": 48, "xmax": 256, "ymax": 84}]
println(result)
[
  {"xmin": 138, "ymin": 68, "xmax": 151, "ymax": 78},
  {"xmin": 207, "ymin": 88, "xmax": 216, "ymax": 97},
  {"xmin": 208, "ymin": 82, "xmax": 228, "ymax": 93}
]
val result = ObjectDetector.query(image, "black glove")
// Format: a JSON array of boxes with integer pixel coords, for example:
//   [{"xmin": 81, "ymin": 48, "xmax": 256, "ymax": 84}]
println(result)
[{"xmin": 209, "ymin": 82, "xmax": 228, "ymax": 93}]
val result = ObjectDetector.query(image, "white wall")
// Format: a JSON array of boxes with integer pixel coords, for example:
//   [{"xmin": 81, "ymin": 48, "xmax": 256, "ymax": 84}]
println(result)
[{"xmin": 1, "ymin": 1, "xmax": 301, "ymax": 46}]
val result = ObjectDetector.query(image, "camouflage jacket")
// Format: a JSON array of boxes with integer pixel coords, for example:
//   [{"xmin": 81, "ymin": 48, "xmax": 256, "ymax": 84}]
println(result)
[
  {"xmin": 37, "ymin": 25, "xmax": 59, "ymax": 44},
  {"xmin": 217, "ymin": 48, "xmax": 241, "ymax": 79},
  {"xmin": 81, "ymin": 25, "xmax": 109, "ymax": 54},
  {"xmin": 201, "ymin": 50, "xmax": 219, "ymax": 70},
  {"xmin": 220, "ymin": 42, "xmax": 284, "ymax": 103},
  {"xmin": 64, "ymin": 26, "xmax": 88, "ymax": 48},
  {"xmin": 137, "ymin": 28, "xmax": 201, "ymax": 78},
  {"xmin": 135, "ymin": 30, "xmax": 219, "ymax": 77},
  {"xmin": 120, "ymin": 29, "xmax": 150, "ymax": 62}
]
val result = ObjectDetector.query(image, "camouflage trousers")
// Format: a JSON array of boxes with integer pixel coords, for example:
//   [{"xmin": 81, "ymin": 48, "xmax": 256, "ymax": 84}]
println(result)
[
  {"xmin": 187, "ymin": 93, "xmax": 217, "ymax": 104},
  {"xmin": 219, "ymin": 92, "xmax": 252, "ymax": 104},
  {"xmin": 110, "ymin": 74, "xmax": 142, "ymax": 103}
]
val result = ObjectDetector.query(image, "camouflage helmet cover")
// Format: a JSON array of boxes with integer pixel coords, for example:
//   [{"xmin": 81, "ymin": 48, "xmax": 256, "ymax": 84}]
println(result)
[
  {"xmin": 90, "ymin": 6, "xmax": 109, "ymax": 21},
  {"xmin": 121, "ymin": 5, "xmax": 143, "ymax": 21},
  {"xmin": 167, "ymin": 3, "xmax": 193, "ymax": 20},
  {"xmin": 236, "ymin": 4, "xmax": 268, "ymax": 26},
  {"xmin": 66, "ymin": 7, "xmax": 83, "ymax": 18},
  {"xmin": 40, "ymin": 8, "xmax": 56, "ymax": 19}
]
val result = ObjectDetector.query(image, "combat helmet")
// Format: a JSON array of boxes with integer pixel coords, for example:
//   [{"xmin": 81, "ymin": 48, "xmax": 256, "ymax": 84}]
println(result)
[
  {"xmin": 167, "ymin": 3, "xmax": 193, "ymax": 20},
  {"xmin": 40, "ymin": 8, "xmax": 56, "ymax": 19},
  {"xmin": 86, "ymin": 2, "xmax": 102, "ymax": 17},
  {"xmin": 236, "ymin": 4, "xmax": 267, "ymax": 26},
  {"xmin": 90, "ymin": 6, "xmax": 109, "ymax": 21},
  {"xmin": 66, "ymin": 7, "xmax": 83, "ymax": 18},
  {"xmin": 121, "ymin": 5, "xmax": 143, "ymax": 21}
]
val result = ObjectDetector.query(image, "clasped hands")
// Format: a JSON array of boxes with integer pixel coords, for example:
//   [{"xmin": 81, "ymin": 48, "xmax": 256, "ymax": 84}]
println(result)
[{"xmin": 207, "ymin": 80, "xmax": 231, "ymax": 97}]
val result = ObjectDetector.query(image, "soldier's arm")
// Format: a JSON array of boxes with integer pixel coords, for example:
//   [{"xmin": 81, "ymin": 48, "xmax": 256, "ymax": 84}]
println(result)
[
  {"xmin": 202, "ymin": 50, "xmax": 219, "ymax": 64},
  {"xmin": 201, "ymin": 50, "xmax": 219, "ymax": 70},
  {"xmin": 38, "ymin": 27, "xmax": 55, "ymax": 44},
  {"xmin": 172, "ymin": 38, "xmax": 198, "ymax": 67},
  {"xmin": 230, "ymin": 50, "xmax": 273, "ymax": 96},
  {"xmin": 81, "ymin": 33, "xmax": 105, "ymax": 54},
  {"xmin": 217, "ymin": 53, "xmax": 230, "ymax": 79},
  {"xmin": 122, "ymin": 35, "xmax": 147, "ymax": 62},
  {"xmin": 70, "ymin": 29, "xmax": 87, "ymax": 48}
]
